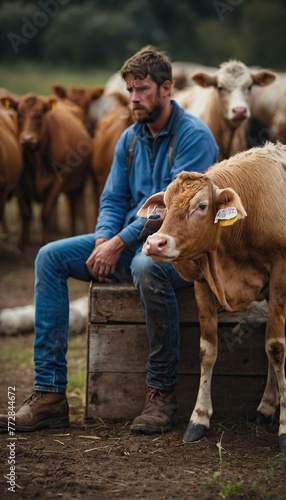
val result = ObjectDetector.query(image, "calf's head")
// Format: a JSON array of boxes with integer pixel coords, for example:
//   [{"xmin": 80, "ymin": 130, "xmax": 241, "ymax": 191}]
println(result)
[{"xmin": 138, "ymin": 171, "xmax": 247, "ymax": 263}]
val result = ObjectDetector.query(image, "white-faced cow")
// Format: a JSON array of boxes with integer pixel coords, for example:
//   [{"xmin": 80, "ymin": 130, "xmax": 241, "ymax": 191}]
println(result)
[
  {"xmin": 174, "ymin": 60, "xmax": 276, "ymax": 160},
  {"xmin": 138, "ymin": 142, "xmax": 286, "ymax": 451}
]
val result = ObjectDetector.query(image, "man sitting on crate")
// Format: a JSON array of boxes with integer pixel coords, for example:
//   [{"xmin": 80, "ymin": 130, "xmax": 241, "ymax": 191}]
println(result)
[{"xmin": 0, "ymin": 46, "xmax": 218, "ymax": 434}]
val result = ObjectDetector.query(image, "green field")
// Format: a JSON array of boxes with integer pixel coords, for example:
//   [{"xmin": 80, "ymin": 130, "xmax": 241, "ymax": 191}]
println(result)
[{"xmin": 0, "ymin": 61, "xmax": 113, "ymax": 95}]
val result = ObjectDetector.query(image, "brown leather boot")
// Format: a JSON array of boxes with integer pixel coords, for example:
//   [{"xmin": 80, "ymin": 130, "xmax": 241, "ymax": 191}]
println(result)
[
  {"xmin": 0, "ymin": 391, "xmax": 69, "ymax": 432},
  {"xmin": 130, "ymin": 387, "xmax": 178, "ymax": 435}
]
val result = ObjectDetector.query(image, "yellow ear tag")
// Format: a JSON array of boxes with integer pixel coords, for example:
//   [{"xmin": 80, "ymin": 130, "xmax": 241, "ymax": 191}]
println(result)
[
  {"xmin": 5, "ymin": 99, "xmax": 10, "ymax": 110},
  {"xmin": 51, "ymin": 101, "xmax": 57, "ymax": 110},
  {"xmin": 214, "ymin": 207, "xmax": 238, "ymax": 226},
  {"xmin": 219, "ymin": 215, "xmax": 238, "ymax": 226}
]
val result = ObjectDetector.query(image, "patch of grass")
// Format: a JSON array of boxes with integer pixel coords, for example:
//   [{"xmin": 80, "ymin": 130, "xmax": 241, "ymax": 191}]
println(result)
[
  {"xmin": 201, "ymin": 425, "xmax": 286, "ymax": 500},
  {"xmin": 67, "ymin": 335, "xmax": 86, "ymax": 391},
  {"xmin": 249, "ymin": 453, "xmax": 286, "ymax": 500},
  {"xmin": 67, "ymin": 334, "xmax": 87, "ymax": 421},
  {"xmin": 0, "ymin": 336, "xmax": 34, "ymax": 368},
  {"xmin": 212, "ymin": 432, "xmax": 245, "ymax": 499},
  {"xmin": 1, "ymin": 61, "xmax": 113, "ymax": 95}
]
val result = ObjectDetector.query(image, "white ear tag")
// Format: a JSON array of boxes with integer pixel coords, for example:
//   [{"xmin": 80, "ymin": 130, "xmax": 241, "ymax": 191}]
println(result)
[
  {"xmin": 147, "ymin": 205, "xmax": 166, "ymax": 220},
  {"xmin": 214, "ymin": 207, "xmax": 238, "ymax": 225}
]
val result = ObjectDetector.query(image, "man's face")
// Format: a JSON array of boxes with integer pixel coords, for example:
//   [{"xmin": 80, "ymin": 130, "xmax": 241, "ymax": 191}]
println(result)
[{"xmin": 125, "ymin": 75, "xmax": 163, "ymax": 123}]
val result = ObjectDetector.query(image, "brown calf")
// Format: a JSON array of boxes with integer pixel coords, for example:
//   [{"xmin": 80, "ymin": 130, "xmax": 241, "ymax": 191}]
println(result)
[{"xmin": 139, "ymin": 142, "xmax": 286, "ymax": 451}]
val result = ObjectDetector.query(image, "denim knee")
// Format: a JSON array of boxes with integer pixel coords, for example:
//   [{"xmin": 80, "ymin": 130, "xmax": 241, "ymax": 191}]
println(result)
[
  {"xmin": 35, "ymin": 241, "xmax": 61, "ymax": 280},
  {"xmin": 131, "ymin": 252, "xmax": 170, "ymax": 292},
  {"xmin": 35, "ymin": 242, "xmax": 53, "ymax": 267}
]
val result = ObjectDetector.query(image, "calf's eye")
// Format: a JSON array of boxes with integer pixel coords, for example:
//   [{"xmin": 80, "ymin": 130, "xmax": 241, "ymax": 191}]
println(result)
[{"xmin": 198, "ymin": 203, "xmax": 207, "ymax": 211}]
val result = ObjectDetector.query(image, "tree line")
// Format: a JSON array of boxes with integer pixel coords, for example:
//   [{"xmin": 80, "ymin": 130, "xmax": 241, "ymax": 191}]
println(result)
[{"xmin": 1, "ymin": 0, "xmax": 286, "ymax": 71}]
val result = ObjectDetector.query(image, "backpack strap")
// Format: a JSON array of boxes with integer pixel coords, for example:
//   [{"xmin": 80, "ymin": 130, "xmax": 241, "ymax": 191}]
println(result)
[
  {"xmin": 168, "ymin": 106, "xmax": 185, "ymax": 167},
  {"xmin": 168, "ymin": 131, "xmax": 178, "ymax": 168},
  {"xmin": 126, "ymin": 133, "xmax": 138, "ymax": 175}
]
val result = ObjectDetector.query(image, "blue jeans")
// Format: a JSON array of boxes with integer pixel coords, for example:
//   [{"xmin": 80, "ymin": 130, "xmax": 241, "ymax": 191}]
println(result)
[{"xmin": 33, "ymin": 234, "xmax": 192, "ymax": 393}]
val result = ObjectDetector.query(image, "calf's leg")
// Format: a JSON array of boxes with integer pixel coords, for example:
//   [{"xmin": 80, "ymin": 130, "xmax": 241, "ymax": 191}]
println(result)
[
  {"xmin": 183, "ymin": 281, "xmax": 218, "ymax": 442},
  {"xmin": 257, "ymin": 266, "xmax": 286, "ymax": 451}
]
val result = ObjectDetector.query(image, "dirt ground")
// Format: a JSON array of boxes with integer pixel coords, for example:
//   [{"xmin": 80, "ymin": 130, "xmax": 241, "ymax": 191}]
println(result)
[{"xmin": 1, "ymin": 203, "xmax": 286, "ymax": 500}]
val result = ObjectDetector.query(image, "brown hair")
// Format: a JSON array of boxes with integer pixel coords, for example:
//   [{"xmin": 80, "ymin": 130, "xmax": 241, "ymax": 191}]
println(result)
[{"xmin": 120, "ymin": 45, "xmax": 172, "ymax": 85}]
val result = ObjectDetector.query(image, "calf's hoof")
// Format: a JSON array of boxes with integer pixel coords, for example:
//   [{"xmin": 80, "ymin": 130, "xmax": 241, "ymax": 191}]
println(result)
[
  {"xmin": 183, "ymin": 421, "xmax": 208, "ymax": 443},
  {"xmin": 278, "ymin": 433, "xmax": 286, "ymax": 452},
  {"xmin": 255, "ymin": 411, "xmax": 272, "ymax": 425}
]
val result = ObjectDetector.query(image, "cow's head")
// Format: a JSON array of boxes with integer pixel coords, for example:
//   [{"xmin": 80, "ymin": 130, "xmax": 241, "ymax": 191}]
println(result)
[
  {"xmin": 192, "ymin": 60, "xmax": 276, "ymax": 127},
  {"xmin": 138, "ymin": 171, "xmax": 247, "ymax": 266},
  {"xmin": 0, "ymin": 94, "xmax": 57, "ymax": 149},
  {"xmin": 52, "ymin": 84, "xmax": 111, "ymax": 134},
  {"xmin": 52, "ymin": 84, "xmax": 105, "ymax": 112}
]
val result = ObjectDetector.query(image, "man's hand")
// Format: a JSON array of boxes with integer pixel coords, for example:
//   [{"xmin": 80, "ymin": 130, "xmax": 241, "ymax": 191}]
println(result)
[{"xmin": 86, "ymin": 235, "xmax": 126, "ymax": 282}]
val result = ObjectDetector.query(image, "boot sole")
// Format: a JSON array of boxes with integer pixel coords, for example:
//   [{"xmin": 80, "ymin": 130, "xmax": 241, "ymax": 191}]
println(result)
[
  {"xmin": 0, "ymin": 416, "xmax": 70, "ymax": 432},
  {"xmin": 130, "ymin": 415, "xmax": 179, "ymax": 435}
]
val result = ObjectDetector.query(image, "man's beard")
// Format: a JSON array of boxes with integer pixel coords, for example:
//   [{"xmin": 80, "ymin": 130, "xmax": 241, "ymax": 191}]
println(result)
[{"xmin": 132, "ymin": 103, "xmax": 163, "ymax": 124}]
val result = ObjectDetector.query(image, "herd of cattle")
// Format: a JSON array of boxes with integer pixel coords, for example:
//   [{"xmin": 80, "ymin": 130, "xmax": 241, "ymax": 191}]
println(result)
[
  {"xmin": 1, "ymin": 58, "xmax": 286, "ymax": 250},
  {"xmin": 1, "ymin": 59, "xmax": 286, "ymax": 450}
]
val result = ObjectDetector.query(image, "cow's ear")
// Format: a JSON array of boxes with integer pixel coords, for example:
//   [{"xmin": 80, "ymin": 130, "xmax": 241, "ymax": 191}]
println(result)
[
  {"xmin": 137, "ymin": 192, "xmax": 165, "ymax": 218},
  {"xmin": 52, "ymin": 84, "xmax": 67, "ymax": 99},
  {"xmin": 91, "ymin": 86, "xmax": 105, "ymax": 100},
  {"xmin": 45, "ymin": 98, "xmax": 57, "ymax": 111},
  {"xmin": 215, "ymin": 187, "xmax": 247, "ymax": 226},
  {"xmin": 0, "ymin": 96, "xmax": 18, "ymax": 110},
  {"xmin": 192, "ymin": 72, "xmax": 216, "ymax": 88},
  {"xmin": 251, "ymin": 70, "xmax": 276, "ymax": 87}
]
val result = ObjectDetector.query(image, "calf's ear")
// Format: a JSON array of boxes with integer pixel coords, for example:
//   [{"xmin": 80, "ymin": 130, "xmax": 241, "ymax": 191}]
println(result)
[
  {"xmin": 137, "ymin": 192, "xmax": 165, "ymax": 218},
  {"xmin": 215, "ymin": 187, "xmax": 247, "ymax": 226}
]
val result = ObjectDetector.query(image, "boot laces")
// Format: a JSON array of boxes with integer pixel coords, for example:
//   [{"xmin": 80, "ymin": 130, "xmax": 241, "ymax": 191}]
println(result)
[
  {"xmin": 147, "ymin": 387, "xmax": 170, "ymax": 402},
  {"xmin": 23, "ymin": 391, "xmax": 43, "ymax": 407},
  {"xmin": 147, "ymin": 388, "xmax": 157, "ymax": 402}
]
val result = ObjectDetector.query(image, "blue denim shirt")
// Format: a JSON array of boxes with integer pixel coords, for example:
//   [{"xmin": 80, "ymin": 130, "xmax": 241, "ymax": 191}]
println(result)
[{"xmin": 94, "ymin": 100, "xmax": 219, "ymax": 247}]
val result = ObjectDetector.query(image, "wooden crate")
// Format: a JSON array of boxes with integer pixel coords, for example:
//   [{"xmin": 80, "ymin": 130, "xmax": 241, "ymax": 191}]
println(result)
[{"xmin": 85, "ymin": 281, "xmax": 269, "ymax": 421}]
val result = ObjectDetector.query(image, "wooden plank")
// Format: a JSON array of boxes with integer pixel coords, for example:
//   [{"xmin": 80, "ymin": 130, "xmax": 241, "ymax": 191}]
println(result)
[
  {"xmin": 86, "ymin": 372, "xmax": 266, "ymax": 420},
  {"xmin": 88, "ymin": 281, "xmax": 269, "ymax": 324},
  {"xmin": 87, "ymin": 324, "xmax": 268, "ymax": 375}
]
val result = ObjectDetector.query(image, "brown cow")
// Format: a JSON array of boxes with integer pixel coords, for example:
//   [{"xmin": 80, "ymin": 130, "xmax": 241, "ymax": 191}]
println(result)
[
  {"xmin": 52, "ymin": 84, "xmax": 109, "ymax": 135},
  {"xmin": 1, "ymin": 93, "xmax": 93, "ymax": 249},
  {"xmin": 92, "ymin": 92, "xmax": 133, "ymax": 223},
  {"xmin": 174, "ymin": 60, "xmax": 276, "ymax": 160},
  {"xmin": 138, "ymin": 142, "xmax": 286, "ymax": 451},
  {"xmin": 0, "ymin": 107, "xmax": 23, "ymax": 224}
]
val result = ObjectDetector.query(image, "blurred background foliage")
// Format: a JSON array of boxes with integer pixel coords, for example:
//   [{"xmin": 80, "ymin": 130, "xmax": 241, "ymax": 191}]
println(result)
[{"xmin": 0, "ymin": 0, "xmax": 286, "ymax": 93}]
